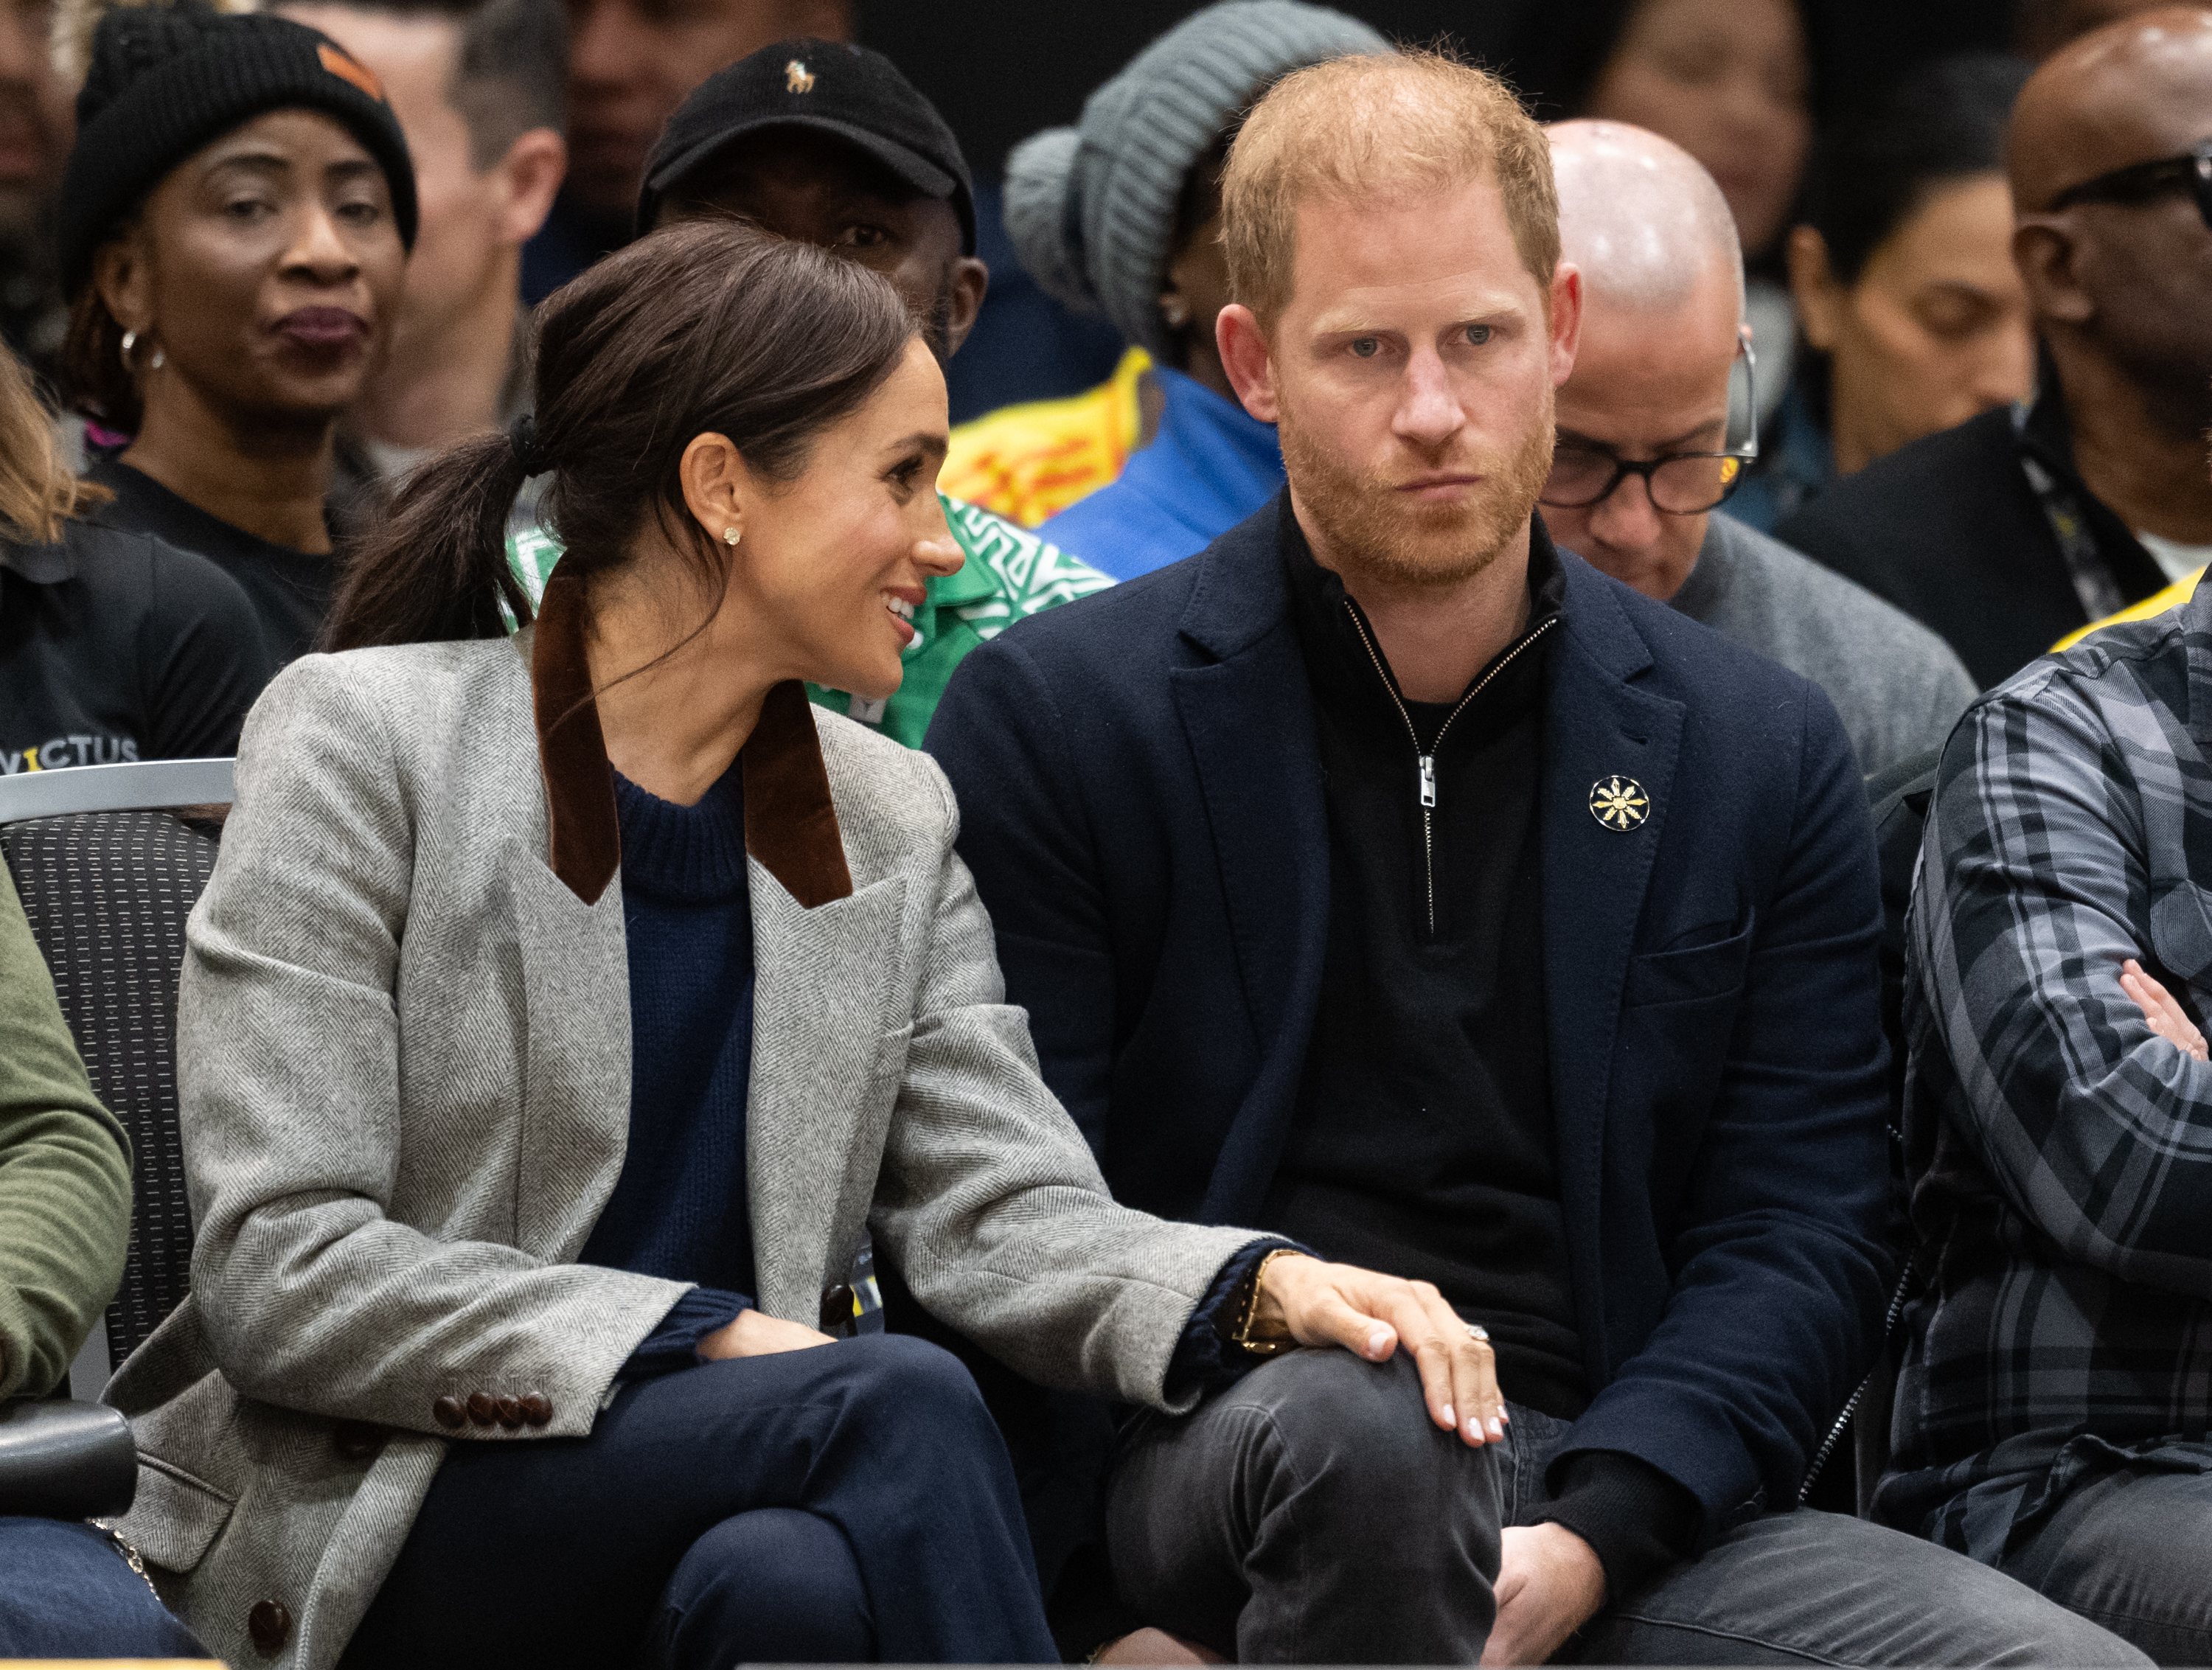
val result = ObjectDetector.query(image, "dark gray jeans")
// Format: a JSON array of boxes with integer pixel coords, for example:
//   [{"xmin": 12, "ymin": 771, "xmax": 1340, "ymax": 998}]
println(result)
[
  {"xmin": 1993, "ymin": 1445, "xmax": 2212, "ymax": 1666},
  {"xmin": 1106, "ymin": 1350, "xmax": 2150, "ymax": 1666}
]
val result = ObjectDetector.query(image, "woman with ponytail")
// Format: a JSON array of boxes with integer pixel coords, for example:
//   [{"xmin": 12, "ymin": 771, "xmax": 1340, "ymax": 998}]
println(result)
[{"xmin": 102, "ymin": 215, "xmax": 1504, "ymax": 1670}]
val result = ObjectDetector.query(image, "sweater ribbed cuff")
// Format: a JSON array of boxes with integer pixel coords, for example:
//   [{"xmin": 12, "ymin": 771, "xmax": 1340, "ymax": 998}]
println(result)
[
  {"xmin": 1164, "ymin": 1239, "xmax": 1309, "ymax": 1397},
  {"xmin": 617, "ymin": 1286, "xmax": 751, "ymax": 1380},
  {"xmin": 1536, "ymin": 1450, "xmax": 1702, "ymax": 1604}
]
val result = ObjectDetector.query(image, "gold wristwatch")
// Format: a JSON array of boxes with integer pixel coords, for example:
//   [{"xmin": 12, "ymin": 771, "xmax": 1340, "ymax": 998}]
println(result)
[{"xmin": 1232, "ymin": 1248, "xmax": 1306, "ymax": 1357}]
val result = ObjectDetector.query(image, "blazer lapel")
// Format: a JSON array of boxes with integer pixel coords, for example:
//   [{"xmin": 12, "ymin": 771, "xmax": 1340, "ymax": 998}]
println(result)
[
  {"xmin": 521, "ymin": 570, "xmax": 875, "ymax": 1296},
  {"xmin": 745, "ymin": 871, "xmax": 905, "ymax": 1325},
  {"xmin": 1169, "ymin": 503, "xmax": 1331, "ymax": 1225},
  {"xmin": 1541, "ymin": 563, "xmax": 1683, "ymax": 1372},
  {"xmin": 504, "ymin": 837, "xmax": 633, "ymax": 1260},
  {"xmin": 529, "ymin": 564, "xmax": 619, "ymax": 905},
  {"xmin": 739, "ymin": 681, "xmax": 888, "ymax": 1325}
]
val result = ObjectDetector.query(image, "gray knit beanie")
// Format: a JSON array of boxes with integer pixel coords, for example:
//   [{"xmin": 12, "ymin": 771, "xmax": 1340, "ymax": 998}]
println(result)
[{"xmin": 1004, "ymin": 1, "xmax": 1389, "ymax": 361}]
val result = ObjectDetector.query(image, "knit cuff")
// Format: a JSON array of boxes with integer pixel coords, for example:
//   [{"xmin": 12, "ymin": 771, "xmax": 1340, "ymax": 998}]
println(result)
[
  {"xmin": 619, "ymin": 1287, "xmax": 751, "ymax": 1379},
  {"xmin": 1536, "ymin": 1450, "xmax": 1702, "ymax": 1605},
  {"xmin": 1164, "ymin": 1239, "xmax": 1309, "ymax": 1396}
]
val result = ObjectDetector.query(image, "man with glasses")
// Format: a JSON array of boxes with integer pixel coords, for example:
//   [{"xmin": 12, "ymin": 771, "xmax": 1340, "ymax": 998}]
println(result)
[
  {"xmin": 1545, "ymin": 122, "xmax": 1975, "ymax": 776},
  {"xmin": 1778, "ymin": 8, "xmax": 2212, "ymax": 688},
  {"xmin": 928, "ymin": 49, "xmax": 2140, "ymax": 1669}
]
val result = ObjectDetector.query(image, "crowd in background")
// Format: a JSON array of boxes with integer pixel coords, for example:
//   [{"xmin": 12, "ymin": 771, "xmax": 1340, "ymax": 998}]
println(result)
[
  {"xmin": 9, "ymin": 0, "xmax": 2197, "ymax": 777},
  {"xmin": 7, "ymin": 0, "xmax": 2212, "ymax": 1662}
]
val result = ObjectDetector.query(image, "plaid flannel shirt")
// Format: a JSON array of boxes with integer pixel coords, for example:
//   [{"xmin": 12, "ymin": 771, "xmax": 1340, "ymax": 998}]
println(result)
[{"xmin": 1877, "ymin": 579, "xmax": 2212, "ymax": 1565}]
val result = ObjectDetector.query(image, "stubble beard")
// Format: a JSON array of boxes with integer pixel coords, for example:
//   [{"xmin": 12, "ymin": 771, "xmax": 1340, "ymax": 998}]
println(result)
[{"xmin": 1278, "ymin": 382, "xmax": 1557, "ymax": 590}]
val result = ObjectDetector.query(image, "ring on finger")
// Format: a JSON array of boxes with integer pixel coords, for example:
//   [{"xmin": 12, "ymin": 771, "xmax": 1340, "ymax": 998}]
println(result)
[{"xmin": 1466, "ymin": 1323, "xmax": 1489, "ymax": 1341}]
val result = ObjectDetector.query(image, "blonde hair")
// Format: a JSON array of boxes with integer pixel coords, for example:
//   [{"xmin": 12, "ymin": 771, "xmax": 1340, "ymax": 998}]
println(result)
[
  {"xmin": 0, "ymin": 349, "xmax": 104, "ymax": 545},
  {"xmin": 1222, "ymin": 48, "xmax": 1561, "ymax": 325}
]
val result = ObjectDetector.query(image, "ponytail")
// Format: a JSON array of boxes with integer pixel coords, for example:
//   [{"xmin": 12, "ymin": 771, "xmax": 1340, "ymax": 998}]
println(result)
[
  {"xmin": 321, "ymin": 220, "xmax": 915, "ymax": 657},
  {"xmin": 322, "ymin": 428, "xmax": 539, "ymax": 651}
]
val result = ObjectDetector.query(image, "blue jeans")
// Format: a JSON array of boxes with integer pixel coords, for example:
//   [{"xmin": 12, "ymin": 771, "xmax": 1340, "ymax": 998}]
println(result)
[
  {"xmin": 0, "ymin": 1517, "xmax": 206, "ymax": 1656},
  {"xmin": 345, "ymin": 1332, "xmax": 1054, "ymax": 1667}
]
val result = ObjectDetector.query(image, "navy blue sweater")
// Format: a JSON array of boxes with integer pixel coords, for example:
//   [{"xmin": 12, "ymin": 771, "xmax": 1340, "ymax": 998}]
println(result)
[
  {"xmin": 588, "ymin": 762, "xmax": 756, "ymax": 1368},
  {"xmin": 591, "ymin": 756, "xmax": 1272, "ymax": 1380}
]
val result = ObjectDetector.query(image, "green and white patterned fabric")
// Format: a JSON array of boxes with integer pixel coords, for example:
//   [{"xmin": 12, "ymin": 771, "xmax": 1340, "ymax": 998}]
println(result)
[{"xmin": 504, "ymin": 493, "xmax": 1113, "ymax": 750}]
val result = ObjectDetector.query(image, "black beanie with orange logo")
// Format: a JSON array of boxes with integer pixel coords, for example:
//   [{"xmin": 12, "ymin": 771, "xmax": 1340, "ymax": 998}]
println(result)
[{"xmin": 58, "ymin": 0, "xmax": 417, "ymax": 296}]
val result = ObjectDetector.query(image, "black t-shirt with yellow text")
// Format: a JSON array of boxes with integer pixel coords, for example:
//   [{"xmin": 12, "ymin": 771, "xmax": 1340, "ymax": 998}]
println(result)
[{"xmin": 1, "ymin": 519, "xmax": 272, "ymax": 774}]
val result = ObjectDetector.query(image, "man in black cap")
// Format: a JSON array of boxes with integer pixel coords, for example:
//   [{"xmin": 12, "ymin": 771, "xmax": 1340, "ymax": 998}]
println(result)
[
  {"xmin": 638, "ymin": 37, "xmax": 984, "ymax": 361},
  {"xmin": 508, "ymin": 38, "xmax": 1118, "ymax": 748}
]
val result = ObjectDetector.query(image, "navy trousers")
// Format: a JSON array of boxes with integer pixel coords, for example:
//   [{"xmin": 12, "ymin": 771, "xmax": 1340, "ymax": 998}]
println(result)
[
  {"xmin": 345, "ymin": 1333, "xmax": 1055, "ymax": 1668},
  {"xmin": 0, "ymin": 1518, "xmax": 207, "ymax": 1656}
]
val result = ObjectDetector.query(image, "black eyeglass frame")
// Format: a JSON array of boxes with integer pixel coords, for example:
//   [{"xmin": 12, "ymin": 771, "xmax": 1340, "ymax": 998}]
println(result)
[
  {"xmin": 1537, "ymin": 338, "xmax": 1761, "ymax": 517},
  {"xmin": 2048, "ymin": 139, "xmax": 2212, "ymax": 231}
]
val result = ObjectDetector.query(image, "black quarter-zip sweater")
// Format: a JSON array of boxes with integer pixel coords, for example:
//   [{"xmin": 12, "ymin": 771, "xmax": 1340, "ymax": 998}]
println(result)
[{"xmin": 1265, "ymin": 510, "xmax": 1698, "ymax": 1600}]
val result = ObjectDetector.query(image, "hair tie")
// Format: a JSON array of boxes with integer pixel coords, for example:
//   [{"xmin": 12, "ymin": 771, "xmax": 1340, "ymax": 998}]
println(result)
[{"xmin": 509, "ymin": 412, "xmax": 550, "ymax": 478}]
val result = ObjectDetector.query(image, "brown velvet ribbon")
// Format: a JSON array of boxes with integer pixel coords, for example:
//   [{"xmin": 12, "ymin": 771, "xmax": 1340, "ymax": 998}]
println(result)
[{"xmin": 529, "ymin": 559, "xmax": 855, "ymax": 910}]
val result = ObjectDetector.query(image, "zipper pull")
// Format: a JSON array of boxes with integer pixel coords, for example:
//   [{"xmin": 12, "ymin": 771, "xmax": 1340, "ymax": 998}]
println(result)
[{"xmin": 1418, "ymin": 754, "xmax": 1437, "ymax": 809}]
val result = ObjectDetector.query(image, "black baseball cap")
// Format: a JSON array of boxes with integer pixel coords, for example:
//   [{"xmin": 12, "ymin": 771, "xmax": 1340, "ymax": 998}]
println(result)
[{"xmin": 637, "ymin": 39, "xmax": 975, "ymax": 254}]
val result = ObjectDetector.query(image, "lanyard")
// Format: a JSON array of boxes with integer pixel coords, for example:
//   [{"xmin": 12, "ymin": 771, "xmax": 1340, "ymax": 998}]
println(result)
[{"xmin": 2014, "ymin": 402, "xmax": 2128, "ymax": 622}]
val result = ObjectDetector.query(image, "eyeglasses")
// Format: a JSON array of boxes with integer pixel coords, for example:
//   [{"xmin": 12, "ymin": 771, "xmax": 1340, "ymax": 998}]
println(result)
[
  {"xmin": 1539, "ymin": 339, "xmax": 1760, "ymax": 516},
  {"xmin": 2049, "ymin": 139, "xmax": 2212, "ymax": 232}
]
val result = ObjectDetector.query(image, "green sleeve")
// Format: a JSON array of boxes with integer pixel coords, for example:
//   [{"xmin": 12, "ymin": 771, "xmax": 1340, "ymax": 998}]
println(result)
[{"xmin": 0, "ymin": 860, "xmax": 132, "ymax": 1398}]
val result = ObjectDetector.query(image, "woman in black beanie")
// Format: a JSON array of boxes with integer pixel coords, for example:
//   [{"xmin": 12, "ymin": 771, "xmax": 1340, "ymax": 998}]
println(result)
[{"xmin": 55, "ymin": 0, "xmax": 417, "ymax": 670}]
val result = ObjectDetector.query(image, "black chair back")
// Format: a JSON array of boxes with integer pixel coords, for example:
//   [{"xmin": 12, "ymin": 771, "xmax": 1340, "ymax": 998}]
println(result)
[{"xmin": 0, "ymin": 810, "xmax": 219, "ymax": 1370}]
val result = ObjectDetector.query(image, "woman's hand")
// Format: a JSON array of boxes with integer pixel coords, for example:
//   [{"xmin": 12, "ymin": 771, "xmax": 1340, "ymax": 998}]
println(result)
[
  {"xmin": 698, "ymin": 1309, "xmax": 836, "ymax": 1360},
  {"xmin": 2122, "ymin": 958, "xmax": 2208, "ymax": 1062},
  {"xmin": 1254, "ymin": 1253, "xmax": 1506, "ymax": 1447}
]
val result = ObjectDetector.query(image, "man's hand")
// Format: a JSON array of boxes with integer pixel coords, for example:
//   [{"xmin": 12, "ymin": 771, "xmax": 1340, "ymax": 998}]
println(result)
[
  {"xmin": 2122, "ymin": 958, "xmax": 2208, "ymax": 1060},
  {"xmin": 1480, "ymin": 1523, "xmax": 1607, "ymax": 1666},
  {"xmin": 1255, "ymin": 1253, "xmax": 1506, "ymax": 1447},
  {"xmin": 1093, "ymin": 1627, "xmax": 1226, "ymax": 1665},
  {"xmin": 698, "ymin": 1309, "xmax": 835, "ymax": 1360}
]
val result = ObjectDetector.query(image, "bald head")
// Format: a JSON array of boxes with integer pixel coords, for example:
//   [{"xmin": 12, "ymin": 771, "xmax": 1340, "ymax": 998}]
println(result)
[
  {"xmin": 1545, "ymin": 121, "xmax": 1746, "ymax": 606},
  {"xmin": 2011, "ymin": 7, "xmax": 2212, "ymax": 210},
  {"xmin": 1549, "ymin": 119, "xmax": 1745, "ymax": 317},
  {"xmin": 2005, "ymin": 5, "xmax": 2212, "ymax": 439},
  {"xmin": 2018, "ymin": 0, "xmax": 2184, "ymax": 59}
]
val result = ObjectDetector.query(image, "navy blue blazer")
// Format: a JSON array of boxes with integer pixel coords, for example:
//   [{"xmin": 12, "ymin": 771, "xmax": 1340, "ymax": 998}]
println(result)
[{"xmin": 926, "ymin": 496, "xmax": 1894, "ymax": 1539}]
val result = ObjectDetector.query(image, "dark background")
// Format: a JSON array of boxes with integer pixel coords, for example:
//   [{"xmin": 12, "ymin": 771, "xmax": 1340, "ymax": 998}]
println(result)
[{"xmin": 851, "ymin": 0, "xmax": 2019, "ymax": 181}]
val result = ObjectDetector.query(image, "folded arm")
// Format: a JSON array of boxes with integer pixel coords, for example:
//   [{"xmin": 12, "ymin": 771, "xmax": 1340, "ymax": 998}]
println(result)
[{"xmin": 1913, "ymin": 679, "xmax": 2212, "ymax": 1294}]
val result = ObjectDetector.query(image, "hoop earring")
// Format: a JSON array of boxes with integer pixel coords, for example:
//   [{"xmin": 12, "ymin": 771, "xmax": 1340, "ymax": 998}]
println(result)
[{"xmin": 723, "ymin": 526, "xmax": 740, "ymax": 546}]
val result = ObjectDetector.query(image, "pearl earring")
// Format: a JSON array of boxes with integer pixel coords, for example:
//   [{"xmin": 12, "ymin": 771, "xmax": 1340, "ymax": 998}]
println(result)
[
  {"xmin": 723, "ymin": 526, "xmax": 740, "ymax": 546},
  {"xmin": 119, "ymin": 330, "xmax": 164, "ymax": 372}
]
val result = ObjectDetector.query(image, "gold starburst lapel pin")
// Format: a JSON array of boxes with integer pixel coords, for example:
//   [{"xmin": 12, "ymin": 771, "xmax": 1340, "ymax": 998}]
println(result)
[{"xmin": 1588, "ymin": 775, "xmax": 1650, "ymax": 832}]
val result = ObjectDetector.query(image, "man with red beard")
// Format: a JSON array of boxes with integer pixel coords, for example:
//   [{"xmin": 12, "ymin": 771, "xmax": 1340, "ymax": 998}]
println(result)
[{"xmin": 925, "ymin": 47, "xmax": 2137, "ymax": 1670}]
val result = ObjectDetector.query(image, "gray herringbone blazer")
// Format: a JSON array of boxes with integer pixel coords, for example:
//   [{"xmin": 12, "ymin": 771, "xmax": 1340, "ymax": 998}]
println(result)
[{"xmin": 103, "ymin": 599, "xmax": 1256, "ymax": 1670}]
